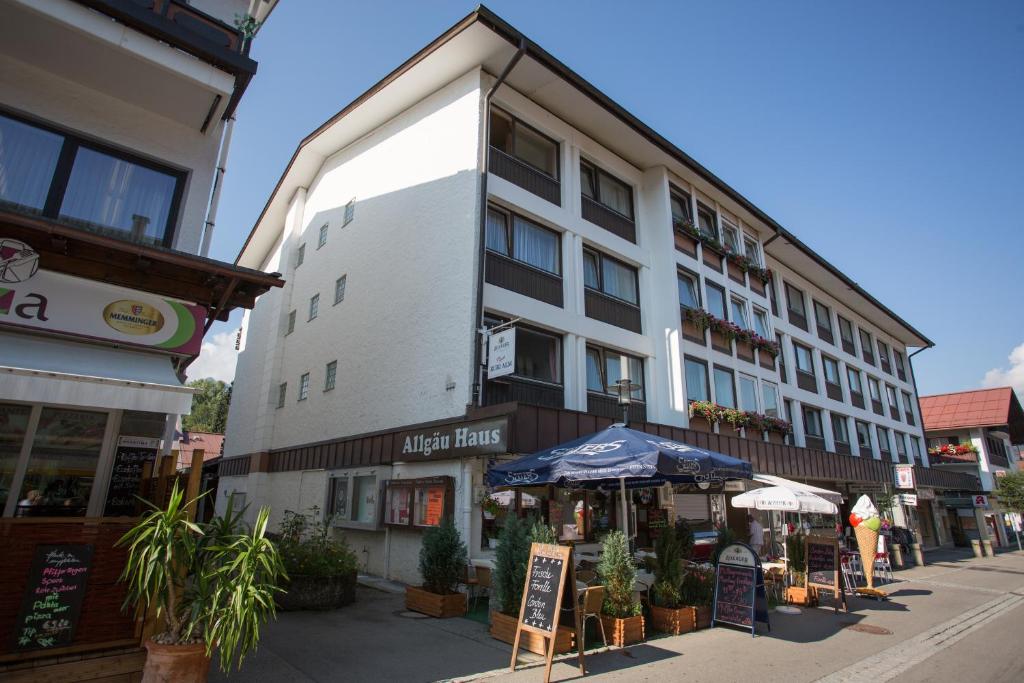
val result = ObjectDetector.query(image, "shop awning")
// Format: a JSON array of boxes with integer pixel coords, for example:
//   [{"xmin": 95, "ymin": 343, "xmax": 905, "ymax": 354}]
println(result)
[
  {"xmin": 752, "ymin": 473, "xmax": 844, "ymax": 506},
  {"xmin": 0, "ymin": 331, "xmax": 195, "ymax": 415}
]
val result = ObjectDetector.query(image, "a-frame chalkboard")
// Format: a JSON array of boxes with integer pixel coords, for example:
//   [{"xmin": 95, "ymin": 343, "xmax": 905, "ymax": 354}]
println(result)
[
  {"xmin": 510, "ymin": 543, "xmax": 585, "ymax": 683},
  {"xmin": 712, "ymin": 542, "xmax": 770, "ymax": 637},
  {"xmin": 805, "ymin": 535, "xmax": 848, "ymax": 613}
]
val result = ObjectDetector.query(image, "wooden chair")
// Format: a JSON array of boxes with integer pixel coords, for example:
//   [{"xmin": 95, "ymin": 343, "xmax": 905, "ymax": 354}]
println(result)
[
  {"xmin": 475, "ymin": 565, "xmax": 492, "ymax": 608},
  {"xmin": 579, "ymin": 586, "xmax": 607, "ymax": 648},
  {"xmin": 576, "ymin": 569, "xmax": 597, "ymax": 585},
  {"xmin": 460, "ymin": 564, "xmax": 480, "ymax": 608},
  {"xmin": 763, "ymin": 566, "xmax": 785, "ymax": 604}
]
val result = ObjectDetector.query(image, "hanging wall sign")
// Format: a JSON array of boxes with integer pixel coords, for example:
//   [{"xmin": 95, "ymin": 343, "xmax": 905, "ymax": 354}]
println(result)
[
  {"xmin": 894, "ymin": 465, "xmax": 915, "ymax": 490},
  {"xmin": 13, "ymin": 544, "xmax": 94, "ymax": 651},
  {"xmin": 487, "ymin": 328, "xmax": 516, "ymax": 379},
  {"xmin": 712, "ymin": 542, "xmax": 770, "ymax": 637},
  {"xmin": 0, "ymin": 251, "xmax": 205, "ymax": 355},
  {"xmin": 396, "ymin": 417, "xmax": 508, "ymax": 461}
]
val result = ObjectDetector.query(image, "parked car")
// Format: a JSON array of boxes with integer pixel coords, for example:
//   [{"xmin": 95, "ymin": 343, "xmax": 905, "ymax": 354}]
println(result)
[{"xmin": 691, "ymin": 530, "xmax": 719, "ymax": 561}]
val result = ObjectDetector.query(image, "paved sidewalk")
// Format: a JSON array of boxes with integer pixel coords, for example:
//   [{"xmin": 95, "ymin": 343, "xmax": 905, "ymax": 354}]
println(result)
[{"xmin": 212, "ymin": 548, "xmax": 1024, "ymax": 683}]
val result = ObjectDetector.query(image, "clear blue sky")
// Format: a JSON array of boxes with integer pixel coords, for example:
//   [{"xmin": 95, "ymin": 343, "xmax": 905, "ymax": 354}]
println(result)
[{"xmin": 201, "ymin": 0, "xmax": 1024, "ymax": 398}]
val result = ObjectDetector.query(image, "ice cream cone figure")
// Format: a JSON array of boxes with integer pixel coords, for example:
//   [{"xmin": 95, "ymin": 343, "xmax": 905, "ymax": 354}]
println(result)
[{"xmin": 849, "ymin": 495, "xmax": 886, "ymax": 598}]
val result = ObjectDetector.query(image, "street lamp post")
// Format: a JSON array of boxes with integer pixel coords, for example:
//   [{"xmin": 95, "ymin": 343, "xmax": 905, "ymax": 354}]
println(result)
[{"xmin": 610, "ymin": 378, "xmax": 641, "ymax": 427}]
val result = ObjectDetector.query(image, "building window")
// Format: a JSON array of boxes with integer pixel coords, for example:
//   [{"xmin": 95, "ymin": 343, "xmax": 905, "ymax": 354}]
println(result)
[
  {"xmin": 277, "ymin": 383, "xmax": 287, "ymax": 409},
  {"xmin": 343, "ymin": 198, "xmax": 355, "ymax": 226},
  {"xmin": 327, "ymin": 476, "xmax": 350, "ymax": 520},
  {"xmin": 847, "ymin": 367, "xmax": 863, "ymax": 395},
  {"xmin": 705, "ymin": 282, "xmax": 727, "ymax": 319},
  {"xmin": 876, "ymin": 426, "xmax": 891, "ymax": 455},
  {"xmin": 793, "ymin": 342, "xmax": 815, "ymax": 375},
  {"xmin": 722, "ymin": 219, "xmax": 741, "ymax": 253},
  {"xmin": 586, "ymin": 346, "xmax": 644, "ymax": 401},
  {"xmin": 677, "ymin": 270, "xmax": 700, "ymax": 309},
  {"xmin": 867, "ymin": 376, "xmax": 882, "ymax": 402},
  {"xmin": 298, "ymin": 373, "xmax": 310, "ymax": 401},
  {"xmin": 877, "ymin": 340, "xmax": 892, "ymax": 373},
  {"xmin": 0, "ymin": 112, "xmax": 185, "ymax": 248},
  {"xmin": 685, "ymin": 357, "xmax": 710, "ymax": 402},
  {"xmin": 761, "ymin": 381, "xmax": 780, "ymax": 417},
  {"xmin": 318, "ymin": 223, "xmax": 328, "ymax": 248},
  {"xmin": 484, "ymin": 320, "xmax": 563, "ymax": 385},
  {"xmin": 855, "ymin": 421, "xmax": 872, "ymax": 453},
  {"xmin": 785, "ymin": 282, "xmax": 807, "ymax": 329},
  {"xmin": 813, "ymin": 301, "xmax": 833, "ymax": 341},
  {"xmin": 486, "ymin": 205, "xmax": 561, "ymax": 275},
  {"xmin": 738, "ymin": 374, "xmax": 758, "ymax": 412},
  {"xmin": 286, "ymin": 310, "xmax": 296, "ymax": 335},
  {"xmin": 859, "ymin": 329, "xmax": 875, "ymax": 365},
  {"xmin": 490, "ymin": 108, "xmax": 559, "ymax": 179},
  {"xmin": 753, "ymin": 308, "xmax": 770, "ymax": 339},
  {"xmin": 696, "ymin": 202, "xmax": 717, "ymax": 240},
  {"xmin": 777, "ymin": 334, "xmax": 788, "ymax": 384},
  {"xmin": 910, "ymin": 437, "xmax": 922, "ymax": 461},
  {"xmin": 893, "ymin": 350, "xmax": 907, "ymax": 380},
  {"xmin": 580, "ymin": 159, "xmax": 633, "ymax": 219},
  {"xmin": 730, "ymin": 296, "xmax": 749, "ymax": 330},
  {"xmin": 308, "ymin": 294, "xmax": 320, "ymax": 321},
  {"xmin": 296, "ymin": 243, "xmax": 305, "ymax": 268},
  {"xmin": 713, "ymin": 366, "xmax": 736, "ymax": 408},
  {"xmin": 335, "ymin": 275, "xmax": 347, "ymax": 304},
  {"xmin": 583, "ymin": 248, "xmax": 638, "ymax": 304},
  {"xmin": 903, "ymin": 392, "xmax": 915, "ymax": 422},
  {"xmin": 803, "ymin": 406, "xmax": 824, "ymax": 438},
  {"xmin": 831, "ymin": 414, "xmax": 850, "ymax": 445},
  {"xmin": 822, "ymin": 356, "xmax": 841, "ymax": 387},
  {"xmin": 838, "ymin": 315, "xmax": 856, "ymax": 353},
  {"xmin": 886, "ymin": 385, "xmax": 900, "ymax": 415},
  {"xmin": 895, "ymin": 433, "xmax": 908, "ymax": 461},
  {"xmin": 325, "ymin": 361, "xmax": 337, "ymax": 391},
  {"xmin": 670, "ymin": 187, "xmax": 693, "ymax": 228},
  {"xmin": 743, "ymin": 235, "xmax": 761, "ymax": 266}
]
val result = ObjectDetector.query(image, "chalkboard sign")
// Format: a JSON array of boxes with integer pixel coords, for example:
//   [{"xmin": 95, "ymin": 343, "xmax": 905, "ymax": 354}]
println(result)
[
  {"xmin": 805, "ymin": 535, "xmax": 846, "ymax": 612},
  {"xmin": 511, "ymin": 543, "xmax": 584, "ymax": 683},
  {"xmin": 104, "ymin": 436, "xmax": 159, "ymax": 517},
  {"xmin": 14, "ymin": 544, "xmax": 94, "ymax": 651},
  {"xmin": 713, "ymin": 542, "xmax": 770, "ymax": 637}
]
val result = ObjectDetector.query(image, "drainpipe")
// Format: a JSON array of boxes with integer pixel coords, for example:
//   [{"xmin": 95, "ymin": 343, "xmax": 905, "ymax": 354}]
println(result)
[
  {"xmin": 200, "ymin": 115, "xmax": 235, "ymax": 257},
  {"xmin": 472, "ymin": 41, "xmax": 527, "ymax": 407},
  {"xmin": 908, "ymin": 346, "xmax": 931, "ymax": 466}
]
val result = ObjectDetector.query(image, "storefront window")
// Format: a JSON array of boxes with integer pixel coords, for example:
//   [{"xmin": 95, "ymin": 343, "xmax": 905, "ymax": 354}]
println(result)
[
  {"xmin": 16, "ymin": 408, "xmax": 108, "ymax": 517},
  {"xmin": 385, "ymin": 485, "xmax": 411, "ymax": 525},
  {"xmin": 328, "ymin": 476, "xmax": 350, "ymax": 520},
  {"xmin": 552, "ymin": 489, "xmax": 589, "ymax": 541},
  {"xmin": 352, "ymin": 475, "xmax": 377, "ymax": 524},
  {"xmin": 0, "ymin": 403, "xmax": 32, "ymax": 513}
]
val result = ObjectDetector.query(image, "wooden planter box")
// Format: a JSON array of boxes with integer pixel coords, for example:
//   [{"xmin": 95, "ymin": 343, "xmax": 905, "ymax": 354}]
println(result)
[
  {"xmin": 689, "ymin": 416, "xmax": 713, "ymax": 433},
  {"xmin": 405, "ymin": 586, "xmax": 466, "ymax": 618},
  {"xmin": 758, "ymin": 350, "xmax": 776, "ymax": 370},
  {"xmin": 767, "ymin": 431, "xmax": 786, "ymax": 445},
  {"xmin": 727, "ymin": 260, "xmax": 746, "ymax": 285},
  {"xmin": 750, "ymin": 277, "xmax": 766, "ymax": 297},
  {"xmin": 649, "ymin": 605, "xmax": 696, "ymax": 635},
  {"xmin": 702, "ymin": 247, "xmax": 724, "ymax": 272},
  {"xmin": 719, "ymin": 425, "xmax": 741, "ymax": 439},
  {"xmin": 682, "ymin": 319, "xmax": 706, "ymax": 344},
  {"xmin": 600, "ymin": 615, "xmax": 645, "ymax": 647},
  {"xmin": 489, "ymin": 610, "xmax": 574, "ymax": 654},
  {"xmin": 710, "ymin": 330, "xmax": 731, "ymax": 354},
  {"xmin": 785, "ymin": 586, "xmax": 812, "ymax": 606},
  {"xmin": 736, "ymin": 340, "xmax": 755, "ymax": 363},
  {"xmin": 694, "ymin": 605, "xmax": 712, "ymax": 629},
  {"xmin": 674, "ymin": 231, "xmax": 698, "ymax": 257}
]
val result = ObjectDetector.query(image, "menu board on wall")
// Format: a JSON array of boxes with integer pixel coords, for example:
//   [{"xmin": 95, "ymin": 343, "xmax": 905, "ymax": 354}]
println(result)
[
  {"xmin": 104, "ymin": 436, "xmax": 159, "ymax": 516},
  {"xmin": 13, "ymin": 544, "xmax": 94, "ymax": 651}
]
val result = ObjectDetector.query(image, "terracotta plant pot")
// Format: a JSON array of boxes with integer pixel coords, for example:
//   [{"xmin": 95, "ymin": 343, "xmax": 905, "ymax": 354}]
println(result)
[
  {"xmin": 694, "ymin": 605, "xmax": 712, "ymax": 629},
  {"xmin": 599, "ymin": 615, "xmax": 645, "ymax": 647},
  {"xmin": 649, "ymin": 605, "xmax": 695, "ymax": 635},
  {"xmin": 489, "ymin": 610, "xmax": 575, "ymax": 654},
  {"xmin": 405, "ymin": 585, "xmax": 466, "ymax": 618},
  {"xmin": 142, "ymin": 640, "xmax": 211, "ymax": 683}
]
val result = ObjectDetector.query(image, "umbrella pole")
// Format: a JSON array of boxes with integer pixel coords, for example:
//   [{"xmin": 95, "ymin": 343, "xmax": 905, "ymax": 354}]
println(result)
[{"xmin": 619, "ymin": 477, "xmax": 629, "ymax": 543}]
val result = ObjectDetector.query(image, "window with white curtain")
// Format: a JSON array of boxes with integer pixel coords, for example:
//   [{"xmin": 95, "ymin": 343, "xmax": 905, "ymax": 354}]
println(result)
[
  {"xmin": 713, "ymin": 366, "xmax": 736, "ymax": 408},
  {"xmin": 583, "ymin": 248, "xmax": 638, "ymax": 304},
  {"xmin": 738, "ymin": 374, "xmax": 758, "ymax": 412},
  {"xmin": 580, "ymin": 159, "xmax": 634, "ymax": 219},
  {"xmin": 586, "ymin": 345, "xmax": 644, "ymax": 401},
  {"xmin": 485, "ymin": 205, "xmax": 560, "ymax": 274}
]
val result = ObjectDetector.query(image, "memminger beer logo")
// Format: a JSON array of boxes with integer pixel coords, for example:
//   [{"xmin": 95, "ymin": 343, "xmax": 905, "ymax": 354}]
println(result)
[{"xmin": 103, "ymin": 300, "xmax": 165, "ymax": 336}]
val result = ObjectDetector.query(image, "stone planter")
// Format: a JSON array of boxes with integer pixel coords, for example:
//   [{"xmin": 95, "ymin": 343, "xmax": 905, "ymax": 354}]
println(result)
[
  {"xmin": 405, "ymin": 586, "xmax": 467, "ymax": 618},
  {"xmin": 674, "ymin": 231, "xmax": 698, "ymax": 257},
  {"xmin": 600, "ymin": 614, "xmax": 645, "ymax": 647},
  {"xmin": 649, "ymin": 605, "xmax": 695, "ymax": 635},
  {"xmin": 276, "ymin": 571, "xmax": 357, "ymax": 611},
  {"xmin": 142, "ymin": 640, "xmax": 211, "ymax": 683},
  {"xmin": 489, "ymin": 610, "xmax": 575, "ymax": 654}
]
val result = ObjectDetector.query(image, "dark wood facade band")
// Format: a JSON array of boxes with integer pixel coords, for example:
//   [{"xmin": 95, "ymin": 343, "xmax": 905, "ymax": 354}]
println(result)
[
  {"xmin": 217, "ymin": 455, "xmax": 251, "ymax": 477},
  {"xmin": 485, "ymin": 251, "xmax": 563, "ymax": 307},
  {"xmin": 584, "ymin": 289, "xmax": 642, "ymax": 333},
  {"xmin": 581, "ymin": 196, "xmax": 635, "ymax": 243},
  {"xmin": 489, "ymin": 146, "xmax": 561, "ymax": 205}
]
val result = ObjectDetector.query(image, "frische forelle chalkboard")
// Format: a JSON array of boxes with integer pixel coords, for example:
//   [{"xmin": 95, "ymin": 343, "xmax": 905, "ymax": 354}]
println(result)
[
  {"xmin": 521, "ymin": 554, "xmax": 563, "ymax": 633},
  {"xmin": 14, "ymin": 544, "xmax": 94, "ymax": 651}
]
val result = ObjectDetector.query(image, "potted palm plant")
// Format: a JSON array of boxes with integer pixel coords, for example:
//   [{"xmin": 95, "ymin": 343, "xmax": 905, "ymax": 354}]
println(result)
[
  {"xmin": 405, "ymin": 518, "xmax": 468, "ymax": 617},
  {"xmin": 117, "ymin": 483, "xmax": 285, "ymax": 682},
  {"xmin": 598, "ymin": 530, "xmax": 644, "ymax": 646}
]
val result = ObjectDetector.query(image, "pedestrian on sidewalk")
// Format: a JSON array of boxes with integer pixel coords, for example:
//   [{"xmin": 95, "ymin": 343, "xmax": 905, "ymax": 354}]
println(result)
[{"xmin": 749, "ymin": 514, "xmax": 765, "ymax": 556}]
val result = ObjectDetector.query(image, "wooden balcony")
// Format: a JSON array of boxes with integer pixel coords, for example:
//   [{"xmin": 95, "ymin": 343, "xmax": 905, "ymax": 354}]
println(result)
[
  {"xmin": 581, "ymin": 196, "xmax": 635, "ymax": 243},
  {"xmin": 485, "ymin": 252, "xmax": 563, "ymax": 307},
  {"xmin": 587, "ymin": 393, "xmax": 647, "ymax": 423},
  {"xmin": 484, "ymin": 377, "xmax": 564, "ymax": 409},
  {"xmin": 584, "ymin": 289, "xmax": 642, "ymax": 333},
  {"xmin": 489, "ymin": 147, "xmax": 561, "ymax": 206}
]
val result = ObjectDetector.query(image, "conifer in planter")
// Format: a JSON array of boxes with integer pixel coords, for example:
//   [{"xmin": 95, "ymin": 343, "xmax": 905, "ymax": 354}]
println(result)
[
  {"xmin": 785, "ymin": 533, "xmax": 810, "ymax": 605},
  {"xmin": 598, "ymin": 531, "xmax": 644, "ymax": 646},
  {"xmin": 650, "ymin": 522, "xmax": 697, "ymax": 635},
  {"xmin": 405, "ymin": 518, "xmax": 468, "ymax": 618},
  {"xmin": 274, "ymin": 508, "xmax": 358, "ymax": 611}
]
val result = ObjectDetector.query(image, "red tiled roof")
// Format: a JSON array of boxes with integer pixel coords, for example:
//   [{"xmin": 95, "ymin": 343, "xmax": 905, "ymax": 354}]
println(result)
[
  {"xmin": 920, "ymin": 388, "xmax": 1024, "ymax": 442},
  {"xmin": 175, "ymin": 431, "xmax": 225, "ymax": 470}
]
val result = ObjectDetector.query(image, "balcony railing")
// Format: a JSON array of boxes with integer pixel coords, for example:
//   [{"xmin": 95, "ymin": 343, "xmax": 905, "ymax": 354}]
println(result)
[
  {"xmin": 587, "ymin": 393, "xmax": 647, "ymax": 423},
  {"xmin": 584, "ymin": 289, "xmax": 642, "ymax": 333},
  {"xmin": 485, "ymin": 252, "xmax": 563, "ymax": 307},
  {"xmin": 484, "ymin": 377, "xmax": 564, "ymax": 409},
  {"xmin": 489, "ymin": 147, "xmax": 561, "ymax": 206},
  {"xmin": 581, "ymin": 196, "xmax": 636, "ymax": 243}
]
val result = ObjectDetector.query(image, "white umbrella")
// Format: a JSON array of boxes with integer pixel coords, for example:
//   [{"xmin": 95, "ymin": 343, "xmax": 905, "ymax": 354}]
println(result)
[{"xmin": 731, "ymin": 486, "xmax": 838, "ymax": 515}]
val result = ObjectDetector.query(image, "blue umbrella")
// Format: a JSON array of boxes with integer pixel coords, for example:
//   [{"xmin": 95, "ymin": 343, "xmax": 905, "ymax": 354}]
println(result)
[{"xmin": 486, "ymin": 425, "xmax": 752, "ymax": 488}]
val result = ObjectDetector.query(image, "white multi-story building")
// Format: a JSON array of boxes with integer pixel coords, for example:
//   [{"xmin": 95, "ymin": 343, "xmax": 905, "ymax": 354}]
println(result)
[
  {"xmin": 0, "ymin": 1, "xmax": 280, "ymax": 677},
  {"xmin": 220, "ymin": 7, "xmax": 978, "ymax": 582}
]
